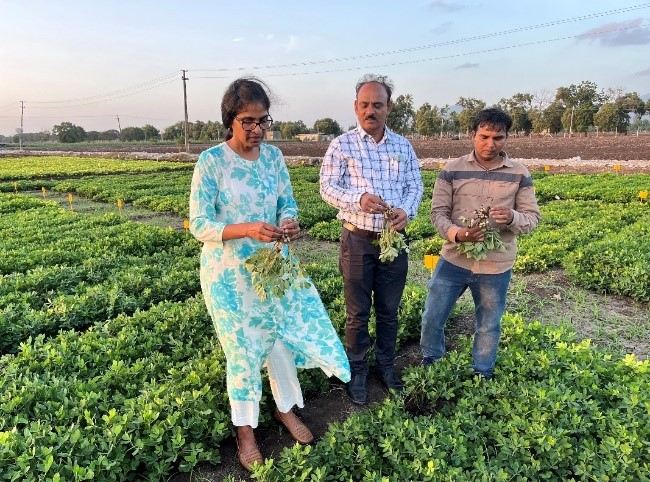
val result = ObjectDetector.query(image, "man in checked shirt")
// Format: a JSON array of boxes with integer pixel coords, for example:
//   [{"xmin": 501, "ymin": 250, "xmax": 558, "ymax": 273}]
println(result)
[{"xmin": 320, "ymin": 74, "xmax": 423, "ymax": 405}]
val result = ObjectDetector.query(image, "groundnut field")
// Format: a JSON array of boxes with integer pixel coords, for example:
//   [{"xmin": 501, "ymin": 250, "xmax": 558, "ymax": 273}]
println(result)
[{"xmin": 0, "ymin": 147, "xmax": 649, "ymax": 481}]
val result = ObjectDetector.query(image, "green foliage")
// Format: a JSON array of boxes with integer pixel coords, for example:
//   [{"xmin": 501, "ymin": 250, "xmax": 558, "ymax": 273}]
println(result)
[
  {"xmin": 308, "ymin": 219, "xmax": 340, "ymax": 241},
  {"xmin": 456, "ymin": 97, "xmax": 486, "ymax": 134},
  {"xmin": 313, "ymin": 118, "xmax": 342, "ymax": 136},
  {"xmin": 0, "ymin": 156, "xmax": 192, "ymax": 181},
  {"xmin": 0, "ymin": 194, "xmax": 201, "ymax": 352},
  {"xmin": 52, "ymin": 122, "xmax": 86, "ymax": 143},
  {"xmin": 376, "ymin": 209, "xmax": 408, "ymax": 263},
  {"xmin": 244, "ymin": 241, "xmax": 308, "ymax": 300},
  {"xmin": 565, "ymin": 218, "xmax": 650, "ymax": 301},
  {"xmin": 254, "ymin": 315, "xmax": 650, "ymax": 481},
  {"xmin": 119, "ymin": 126, "xmax": 145, "ymax": 142},
  {"xmin": 386, "ymin": 94, "xmax": 415, "ymax": 134}
]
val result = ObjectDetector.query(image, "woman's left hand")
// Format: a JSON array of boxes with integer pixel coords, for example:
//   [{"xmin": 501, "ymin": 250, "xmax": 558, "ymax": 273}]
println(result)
[{"xmin": 280, "ymin": 218, "xmax": 301, "ymax": 241}]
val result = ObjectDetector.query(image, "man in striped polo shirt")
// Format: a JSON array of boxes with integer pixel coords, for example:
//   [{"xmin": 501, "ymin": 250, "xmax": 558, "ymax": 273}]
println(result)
[
  {"xmin": 320, "ymin": 74, "xmax": 423, "ymax": 404},
  {"xmin": 421, "ymin": 108, "xmax": 540, "ymax": 378}
]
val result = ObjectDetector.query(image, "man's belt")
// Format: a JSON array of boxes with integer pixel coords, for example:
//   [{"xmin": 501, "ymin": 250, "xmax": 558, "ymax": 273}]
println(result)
[{"xmin": 343, "ymin": 222, "xmax": 381, "ymax": 240}]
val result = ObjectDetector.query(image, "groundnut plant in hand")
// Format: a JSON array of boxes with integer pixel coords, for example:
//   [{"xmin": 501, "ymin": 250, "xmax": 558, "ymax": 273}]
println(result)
[
  {"xmin": 457, "ymin": 205, "xmax": 505, "ymax": 260},
  {"xmin": 244, "ymin": 231, "xmax": 308, "ymax": 300},
  {"xmin": 377, "ymin": 207, "xmax": 409, "ymax": 263}
]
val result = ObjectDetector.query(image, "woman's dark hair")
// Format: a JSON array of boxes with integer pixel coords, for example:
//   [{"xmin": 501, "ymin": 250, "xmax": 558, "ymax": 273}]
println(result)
[
  {"xmin": 221, "ymin": 78, "xmax": 271, "ymax": 140},
  {"xmin": 471, "ymin": 108, "xmax": 513, "ymax": 134}
]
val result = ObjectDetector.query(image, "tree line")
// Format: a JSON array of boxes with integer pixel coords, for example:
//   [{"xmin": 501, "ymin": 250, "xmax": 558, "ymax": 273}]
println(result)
[
  {"xmin": 2, "ymin": 81, "xmax": 648, "ymax": 144},
  {"xmin": 0, "ymin": 117, "xmax": 344, "ymax": 144},
  {"xmin": 387, "ymin": 81, "xmax": 650, "ymax": 137}
]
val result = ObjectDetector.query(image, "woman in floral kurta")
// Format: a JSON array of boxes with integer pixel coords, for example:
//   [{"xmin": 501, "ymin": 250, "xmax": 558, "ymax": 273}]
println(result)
[{"xmin": 189, "ymin": 78, "xmax": 350, "ymax": 470}]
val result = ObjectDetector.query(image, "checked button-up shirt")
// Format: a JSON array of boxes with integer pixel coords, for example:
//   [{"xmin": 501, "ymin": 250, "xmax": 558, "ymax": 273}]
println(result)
[{"xmin": 319, "ymin": 126, "xmax": 423, "ymax": 233}]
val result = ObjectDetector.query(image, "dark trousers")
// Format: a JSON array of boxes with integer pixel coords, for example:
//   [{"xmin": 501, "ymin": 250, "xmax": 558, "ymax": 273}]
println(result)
[{"xmin": 339, "ymin": 228, "xmax": 408, "ymax": 375}]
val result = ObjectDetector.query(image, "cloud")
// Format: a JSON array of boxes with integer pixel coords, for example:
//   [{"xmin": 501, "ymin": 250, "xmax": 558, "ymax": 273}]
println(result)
[
  {"xmin": 282, "ymin": 34, "xmax": 299, "ymax": 52},
  {"xmin": 431, "ymin": 21, "xmax": 453, "ymax": 35},
  {"xmin": 634, "ymin": 67, "xmax": 650, "ymax": 76},
  {"xmin": 231, "ymin": 37, "xmax": 244, "ymax": 43},
  {"xmin": 266, "ymin": 33, "xmax": 274, "ymax": 41},
  {"xmin": 455, "ymin": 62, "xmax": 479, "ymax": 69},
  {"xmin": 577, "ymin": 18, "xmax": 650, "ymax": 46},
  {"xmin": 428, "ymin": 0, "xmax": 467, "ymax": 12}
]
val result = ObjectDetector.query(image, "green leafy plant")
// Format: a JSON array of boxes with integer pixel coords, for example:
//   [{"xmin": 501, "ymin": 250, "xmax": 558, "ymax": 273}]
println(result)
[
  {"xmin": 377, "ymin": 207, "xmax": 409, "ymax": 263},
  {"xmin": 456, "ymin": 205, "xmax": 505, "ymax": 260},
  {"xmin": 244, "ymin": 235, "xmax": 308, "ymax": 300}
]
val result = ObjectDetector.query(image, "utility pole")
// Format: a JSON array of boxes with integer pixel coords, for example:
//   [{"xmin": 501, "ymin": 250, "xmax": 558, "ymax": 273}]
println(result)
[
  {"xmin": 569, "ymin": 105, "xmax": 575, "ymax": 136},
  {"xmin": 115, "ymin": 115, "xmax": 122, "ymax": 134},
  {"xmin": 182, "ymin": 69, "xmax": 189, "ymax": 153},
  {"xmin": 19, "ymin": 101, "xmax": 24, "ymax": 150}
]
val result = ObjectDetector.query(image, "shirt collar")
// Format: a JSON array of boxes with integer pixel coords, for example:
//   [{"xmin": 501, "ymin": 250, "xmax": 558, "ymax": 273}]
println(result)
[
  {"xmin": 356, "ymin": 124, "xmax": 393, "ymax": 145},
  {"xmin": 468, "ymin": 150, "xmax": 513, "ymax": 169}
]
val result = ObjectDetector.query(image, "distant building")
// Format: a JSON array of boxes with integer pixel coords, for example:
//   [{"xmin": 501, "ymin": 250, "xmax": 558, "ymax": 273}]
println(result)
[
  {"xmin": 265, "ymin": 131, "xmax": 282, "ymax": 140},
  {"xmin": 296, "ymin": 133, "xmax": 334, "ymax": 142}
]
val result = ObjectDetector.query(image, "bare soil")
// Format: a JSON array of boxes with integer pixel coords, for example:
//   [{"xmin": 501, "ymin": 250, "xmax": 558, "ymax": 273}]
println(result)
[{"xmin": 4, "ymin": 134, "xmax": 650, "ymax": 162}]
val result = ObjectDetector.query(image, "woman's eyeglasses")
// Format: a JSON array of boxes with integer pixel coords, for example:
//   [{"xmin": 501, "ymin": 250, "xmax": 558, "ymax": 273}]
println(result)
[{"xmin": 235, "ymin": 116, "xmax": 273, "ymax": 131}]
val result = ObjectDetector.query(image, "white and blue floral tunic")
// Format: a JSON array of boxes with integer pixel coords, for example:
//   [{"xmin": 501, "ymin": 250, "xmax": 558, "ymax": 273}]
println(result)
[{"xmin": 189, "ymin": 142, "xmax": 350, "ymax": 412}]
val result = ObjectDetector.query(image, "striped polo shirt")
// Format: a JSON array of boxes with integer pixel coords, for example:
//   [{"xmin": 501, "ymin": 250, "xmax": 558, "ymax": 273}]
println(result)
[{"xmin": 431, "ymin": 151, "xmax": 540, "ymax": 274}]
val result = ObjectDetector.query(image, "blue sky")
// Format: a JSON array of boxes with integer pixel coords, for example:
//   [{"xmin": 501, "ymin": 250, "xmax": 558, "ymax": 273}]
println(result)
[{"xmin": 1, "ymin": 0, "xmax": 649, "ymax": 136}]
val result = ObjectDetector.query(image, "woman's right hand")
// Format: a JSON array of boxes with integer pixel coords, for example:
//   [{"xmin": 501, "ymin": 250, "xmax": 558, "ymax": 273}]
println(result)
[{"xmin": 245, "ymin": 222, "xmax": 283, "ymax": 242}]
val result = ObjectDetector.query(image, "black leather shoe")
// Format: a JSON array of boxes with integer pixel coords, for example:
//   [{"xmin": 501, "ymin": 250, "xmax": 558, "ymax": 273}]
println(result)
[
  {"xmin": 378, "ymin": 366, "xmax": 404, "ymax": 391},
  {"xmin": 346, "ymin": 373, "xmax": 368, "ymax": 405}
]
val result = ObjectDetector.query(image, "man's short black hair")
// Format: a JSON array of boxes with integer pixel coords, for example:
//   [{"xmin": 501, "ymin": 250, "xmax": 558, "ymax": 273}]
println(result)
[{"xmin": 472, "ymin": 108, "xmax": 513, "ymax": 134}]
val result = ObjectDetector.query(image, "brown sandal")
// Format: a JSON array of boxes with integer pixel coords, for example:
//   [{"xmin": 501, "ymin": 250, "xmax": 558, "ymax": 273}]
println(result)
[
  {"xmin": 273, "ymin": 410, "xmax": 314, "ymax": 444},
  {"xmin": 236, "ymin": 434, "xmax": 263, "ymax": 472}
]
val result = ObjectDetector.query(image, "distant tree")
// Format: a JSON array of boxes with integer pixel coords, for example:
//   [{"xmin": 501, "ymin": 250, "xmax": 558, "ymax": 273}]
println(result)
[
  {"xmin": 313, "ymin": 118, "xmax": 342, "ymax": 135},
  {"xmin": 275, "ymin": 120, "xmax": 308, "ymax": 139},
  {"xmin": 99, "ymin": 129, "xmax": 120, "ymax": 141},
  {"xmin": 162, "ymin": 121, "xmax": 186, "ymax": 141},
  {"xmin": 498, "ymin": 93, "xmax": 533, "ymax": 134},
  {"xmin": 86, "ymin": 131, "xmax": 101, "ymax": 141},
  {"xmin": 120, "ymin": 127, "xmax": 146, "ymax": 142},
  {"xmin": 142, "ymin": 124, "xmax": 160, "ymax": 141},
  {"xmin": 16, "ymin": 131, "xmax": 53, "ymax": 142},
  {"xmin": 539, "ymin": 101, "xmax": 565, "ymax": 134},
  {"xmin": 594, "ymin": 103, "xmax": 629, "ymax": 133},
  {"xmin": 555, "ymin": 81, "xmax": 605, "ymax": 134},
  {"xmin": 440, "ymin": 105, "xmax": 460, "ymax": 134},
  {"xmin": 386, "ymin": 94, "xmax": 415, "ymax": 134},
  {"xmin": 414, "ymin": 103, "xmax": 442, "ymax": 136},
  {"xmin": 561, "ymin": 103, "xmax": 596, "ymax": 134},
  {"xmin": 616, "ymin": 92, "xmax": 646, "ymax": 118},
  {"xmin": 456, "ymin": 97, "xmax": 486, "ymax": 134},
  {"xmin": 52, "ymin": 122, "xmax": 86, "ymax": 143},
  {"xmin": 190, "ymin": 121, "xmax": 206, "ymax": 141},
  {"xmin": 555, "ymin": 81, "xmax": 605, "ymax": 109},
  {"xmin": 199, "ymin": 120, "xmax": 223, "ymax": 141}
]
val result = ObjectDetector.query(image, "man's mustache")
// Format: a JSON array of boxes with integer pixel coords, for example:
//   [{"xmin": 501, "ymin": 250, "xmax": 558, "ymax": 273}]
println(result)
[{"xmin": 365, "ymin": 115, "xmax": 377, "ymax": 120}]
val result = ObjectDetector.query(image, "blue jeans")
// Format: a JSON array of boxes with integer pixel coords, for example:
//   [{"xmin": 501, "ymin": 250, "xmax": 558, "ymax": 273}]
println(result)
[{"xmin": 420, "ymin": 258, "xmax": 512, "ymax": 376}]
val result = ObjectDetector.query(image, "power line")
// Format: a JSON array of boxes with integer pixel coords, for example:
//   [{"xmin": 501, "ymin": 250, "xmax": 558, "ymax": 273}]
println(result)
[
  {"xmin": 24, "ymin": 72, "xmax": 179, "ymax": 108},
  {"xmin": 189, "ymin": 3, "xmax": 650, "ymax": 73},
  {"xmin": 194, "ymin": 22, "xmax": 649, "ymax": 80}
]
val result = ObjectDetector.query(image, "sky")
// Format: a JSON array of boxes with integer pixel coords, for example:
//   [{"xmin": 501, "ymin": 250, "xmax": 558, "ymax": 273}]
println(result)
[{"xmin": 1, "ymin": 0, "xmax": 649, "ymax": 136}]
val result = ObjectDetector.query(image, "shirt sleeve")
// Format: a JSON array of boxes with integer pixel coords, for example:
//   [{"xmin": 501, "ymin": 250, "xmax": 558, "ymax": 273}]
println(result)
[
  {"xmin": 189, "ymin": 152, "xmax": 226, "ymax": 245},
  {"xmin": 276, "ymin": 150, "xmax": 298, "ymax": 224},
  {"xmin": 396, "ymin": 143, "xmax": 423, "ymax": 219},
  {"xmin": 430, "ymin": 170, "xmax": 458, "ymax": 242},
  {"xmin": 319, "ymin": 138, "xmax": 365, "ymax": 212},
  {"xmin": 507, "ymin": 173, "xmax": 541, "ymax": 235}
]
